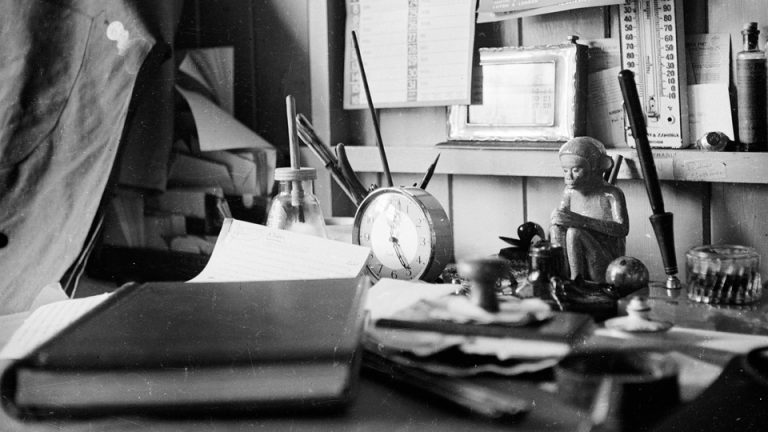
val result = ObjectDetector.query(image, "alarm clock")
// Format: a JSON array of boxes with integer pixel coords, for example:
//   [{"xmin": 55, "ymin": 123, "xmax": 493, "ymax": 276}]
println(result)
[{"xmin": 352, "ymin": 187, "xmax": 453, "ymax": 282}]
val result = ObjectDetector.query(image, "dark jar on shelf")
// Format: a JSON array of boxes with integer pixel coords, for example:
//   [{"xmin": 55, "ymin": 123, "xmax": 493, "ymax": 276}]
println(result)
[{"xmin": 736, "ymin": 22, "xmax": 767, "ymax": 152}]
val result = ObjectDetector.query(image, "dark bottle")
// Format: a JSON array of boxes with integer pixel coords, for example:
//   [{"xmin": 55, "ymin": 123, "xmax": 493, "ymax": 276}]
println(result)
[
  {"xmin": 526, "ymin": 241, "xmax": 568, "ymax": 299},
  {"xmin": 736, "ymin": 22, "xmax": 767, "ymax": 152}
]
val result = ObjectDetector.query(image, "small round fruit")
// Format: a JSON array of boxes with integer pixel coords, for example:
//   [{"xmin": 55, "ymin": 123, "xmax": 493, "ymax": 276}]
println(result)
[{"xmin": 605, "ymin": 256, "xmax": 649, "ymax": 294}]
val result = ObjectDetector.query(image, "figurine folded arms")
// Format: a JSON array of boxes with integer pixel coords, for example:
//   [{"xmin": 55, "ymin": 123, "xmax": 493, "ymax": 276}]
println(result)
[{"xmin": 550, "ymin": 137, "xmax": 629, "ymax": 283}]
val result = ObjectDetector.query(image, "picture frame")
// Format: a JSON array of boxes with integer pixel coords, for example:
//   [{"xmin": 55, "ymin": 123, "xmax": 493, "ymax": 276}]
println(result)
[{"xmin": 447, "ymin": 42, "xmax": 588, "ymax": 146}]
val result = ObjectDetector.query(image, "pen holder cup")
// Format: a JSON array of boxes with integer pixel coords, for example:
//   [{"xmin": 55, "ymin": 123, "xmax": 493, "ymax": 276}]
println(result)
[
  {"xmin": 555, "ymin": 349, "xmax": 680, "ymax": 432},
  {"xmin": 685, "ymin": 245, "xmax": 762, "ymax": 305}
]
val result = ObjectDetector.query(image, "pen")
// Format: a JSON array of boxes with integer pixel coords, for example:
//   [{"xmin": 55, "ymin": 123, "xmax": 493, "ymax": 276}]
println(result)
[
  {"xmin": 335, "ymin": 143, "xmax": 369, "ymax": 202},
  {"xmin": 617, "ymin": 72, "xmax": 664, "ymax": 214},
  {"xmin": 296, "ymin": 114, "xmax": 336, "ymax": 165},
  {"xmin": 604, "ymin": 154, "xmax": 623, "ymax": 185},
  {"xmin": 285, "ymin": 95, "xmax": 305, "ymax": 222},
  {"xmin": 352, "ymin": 30, "xmax": 393, "ymax": 187},
  {"xmin": 618, "ymin": 69, "xmax": 680, "ymax": 290},
  {"xmin": 418, "ymin": 153, "xmax": 441, "ymax": 190},
  {"xmin": 296, "ymin": 114, "xmax": 365, "ymax": 206}
]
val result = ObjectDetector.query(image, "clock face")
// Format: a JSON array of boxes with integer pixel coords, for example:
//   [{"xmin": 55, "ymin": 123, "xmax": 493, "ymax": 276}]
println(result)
[{"xmin": 353, "ymin": 187, "xmax": 452, "ymax": 282}]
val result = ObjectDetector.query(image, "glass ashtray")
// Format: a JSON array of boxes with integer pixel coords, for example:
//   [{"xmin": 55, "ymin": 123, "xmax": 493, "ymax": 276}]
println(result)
[{"xmin": 686, "ymin": 245, "xmax": 762, "ymax": 305}]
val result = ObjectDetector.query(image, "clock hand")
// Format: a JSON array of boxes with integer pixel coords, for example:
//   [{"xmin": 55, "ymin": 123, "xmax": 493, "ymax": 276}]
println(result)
[{"xmin": 389, "ymin": 235, "xmax": 411, "ymax": 270}]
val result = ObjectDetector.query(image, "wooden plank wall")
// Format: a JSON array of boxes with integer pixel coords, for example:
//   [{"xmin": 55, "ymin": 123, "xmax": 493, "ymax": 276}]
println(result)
[
  {"xmin": 316, "ymin": 0, "xmax": 768, "ymax": 282},
  {"xmin": 206, "ymin": 0, "xmax": 768, "ymax": 282}
]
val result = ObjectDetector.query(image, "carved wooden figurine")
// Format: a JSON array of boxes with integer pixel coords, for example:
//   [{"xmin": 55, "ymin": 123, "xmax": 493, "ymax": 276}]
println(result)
[{"xmin": 550, "ymin": 137, "xmax": 629, "ymax": 283}]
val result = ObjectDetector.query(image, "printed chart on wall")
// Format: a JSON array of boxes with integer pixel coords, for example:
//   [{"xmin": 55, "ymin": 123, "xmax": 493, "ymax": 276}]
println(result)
[{"xmin": 343, "ymin": 0, "xmax": 476, "ymax": 109}]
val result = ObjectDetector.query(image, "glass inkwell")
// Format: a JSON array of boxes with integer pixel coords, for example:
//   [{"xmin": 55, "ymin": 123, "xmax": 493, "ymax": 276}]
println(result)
[
  {"xmin": 266, "ymin": 95, "xmax": 327, "ymax": 238},
  {"xmin": 266, "ymin": 167, "xmax": 327, "ymax": 237}
]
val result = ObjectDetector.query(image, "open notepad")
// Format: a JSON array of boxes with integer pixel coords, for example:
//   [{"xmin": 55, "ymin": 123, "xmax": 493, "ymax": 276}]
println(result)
[
  {"xmin": 191, "ymin": 218, "xmax": 370, "ymax": 282},
  {"xmin": 1, "ymin": 219, "xmax": 371, "ymax": 361}
]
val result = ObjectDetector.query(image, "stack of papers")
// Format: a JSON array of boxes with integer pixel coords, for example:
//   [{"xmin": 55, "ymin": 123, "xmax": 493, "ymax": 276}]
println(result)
[{"xmin": 364, "ymin": 279, "xmax": 592, "ymax": 376}]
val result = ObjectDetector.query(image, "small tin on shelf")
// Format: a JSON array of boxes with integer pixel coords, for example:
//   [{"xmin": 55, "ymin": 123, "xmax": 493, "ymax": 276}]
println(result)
[{"xmin": 686, "ymin": 245, "xmax": 762, "ymax": 305}]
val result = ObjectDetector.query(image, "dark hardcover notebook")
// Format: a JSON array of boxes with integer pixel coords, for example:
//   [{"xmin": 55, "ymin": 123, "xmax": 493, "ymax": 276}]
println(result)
[
  {"xmin": 1, "ymin": 278, "xmax": 368, "ymax": 418},
  {"xmin": 375, "ymin": 311, "xmax": 594, "ymax": 346}
]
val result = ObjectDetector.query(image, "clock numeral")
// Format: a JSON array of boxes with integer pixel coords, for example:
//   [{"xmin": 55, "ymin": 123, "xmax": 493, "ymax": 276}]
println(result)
[
  {"xmin": 405, "ymin": 269, "xmax": 413, "ymax": 277},
  {"xmin": 390, "ymin": 271, "xmax": 399, "ymax": 279},
  {"xmin": 420, "ymin": 237, "xmax": 427, "ymax": 246},
  {"xmin": 415, "ymin": 217, "xmax": 422, "ymax": 227},
  {"xmin": 417, "ymin": 255, "xmax": 423, "ymax": 264},
  {"xmin": 363, "ymin": 233, "xmax": 370, "ymax": 241}
]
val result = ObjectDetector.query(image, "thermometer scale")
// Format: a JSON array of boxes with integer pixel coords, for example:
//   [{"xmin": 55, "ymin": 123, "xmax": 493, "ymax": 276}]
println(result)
[{"xmin": 620, "ymin": 0, "xmax": 689, "ymax": 148}]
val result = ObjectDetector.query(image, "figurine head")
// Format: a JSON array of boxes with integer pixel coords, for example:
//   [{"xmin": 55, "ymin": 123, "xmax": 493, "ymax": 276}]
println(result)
[{"xmin": 558, "ymin": 137, "xmax": 613, "ymax": 188}]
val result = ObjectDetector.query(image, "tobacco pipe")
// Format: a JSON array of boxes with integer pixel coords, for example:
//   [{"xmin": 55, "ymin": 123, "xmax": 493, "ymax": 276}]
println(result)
[{"xmin": 618, "ymin": 70, "xmax": 681, "ymax": 291}]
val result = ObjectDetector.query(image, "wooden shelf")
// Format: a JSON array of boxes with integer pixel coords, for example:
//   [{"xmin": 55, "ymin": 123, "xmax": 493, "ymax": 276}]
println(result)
[{"xmin": 344, "ymin": 146, "xmax": 768, "ymax": 184}]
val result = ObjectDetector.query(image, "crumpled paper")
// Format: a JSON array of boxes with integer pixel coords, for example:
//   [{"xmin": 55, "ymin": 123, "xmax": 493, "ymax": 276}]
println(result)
[{"xmin": 365, "ymin": 287, "xmax": 568, "ymax": 376}]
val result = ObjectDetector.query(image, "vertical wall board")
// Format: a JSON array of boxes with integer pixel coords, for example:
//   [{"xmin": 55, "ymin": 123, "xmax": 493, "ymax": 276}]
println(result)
[
  {"xmin": 346, "ymin": 110, "xmax": 376, "ymax": 146},
  {"xmin": 476, "ymin": 21, "xmax": 508, "ymax": 48},
  {"xmin": 525, "ymin": 177, "xmax": 565, "ymax": 231},
  {"xmin": 620, "ymin": 180, "xmax": 707, "ymax": 282},
  {"xmin": 711, "ymin": 183, "xmax": 768, "ymax": 276},
  {"xmin": 608, "ymin": 5, "xmax": 619, "ymax": 38},
  {"xmin": 708, "ymin": 0, "xmax": 768, "ymax": 80},
  {"xmin": 452, "ymin": 175, "xmax": 525, "ymax": 261},
  {"xmin": 252, "ymin": 0, "xmax": 310, "ymax": 152},
  {"xmin": 683, "ymin": 0, "xmax": 708, "ymax": 34},
  {"xmin": 520, "ymin": 7, "xmax": 607, "ymax": 45},
  {"xmin": 309, "ymin": 0, "xmax": 352, "ymax": 215},
  {"xmin": 497, "ymin": 18, "xmax": 521, "ymax": 47},
  {"xmin": 379, "ymin": 108, "xmax": 448, "ymax": 148}
]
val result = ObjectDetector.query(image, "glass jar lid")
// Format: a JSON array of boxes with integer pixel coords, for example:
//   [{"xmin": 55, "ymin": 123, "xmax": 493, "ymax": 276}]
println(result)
[
  {"xmin": 686, "ymin": 244, "xmax": 758, "ymax": 261},
  {"xmin": 274, "ymin": 167, "xmax": 317, "ymax": 182}
]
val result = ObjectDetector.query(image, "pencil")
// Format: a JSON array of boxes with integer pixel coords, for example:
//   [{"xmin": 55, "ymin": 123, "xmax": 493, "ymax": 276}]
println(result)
[
  {"xmin": 418, "ymin": 153, "xmax": 441, "ymax": 190},
  {"xmin": 351, "ymin": 30, "xmax": 393, "ymax": 187}
]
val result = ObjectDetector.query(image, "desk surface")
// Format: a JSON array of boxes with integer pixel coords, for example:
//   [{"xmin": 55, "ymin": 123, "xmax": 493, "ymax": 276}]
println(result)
[
  {"xmin": 2, "ymin": 282, "xmax": 767, "ymax": 431},
  {"xmin": 0, "ymin": 372, "xmax": 583, "ymax": 432}
]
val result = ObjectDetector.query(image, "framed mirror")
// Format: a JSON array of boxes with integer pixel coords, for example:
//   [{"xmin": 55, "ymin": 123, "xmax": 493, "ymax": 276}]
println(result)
[{"xmin": 447, "ymin": 42, "xmax": 588, "ymax": 146}]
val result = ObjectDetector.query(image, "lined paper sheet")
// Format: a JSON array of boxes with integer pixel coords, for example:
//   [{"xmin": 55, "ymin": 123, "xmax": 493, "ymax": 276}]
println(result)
[
  {"xmin": 0, "ymin": 293, "xmax": 111, "ymax": 360},
  {"xmin": 190, "ymin": 219, "xmax": 371, "ymax": 282},
  {"xmin": 344, "ymin": 0, "xmax": 475, "ymax": 109}
]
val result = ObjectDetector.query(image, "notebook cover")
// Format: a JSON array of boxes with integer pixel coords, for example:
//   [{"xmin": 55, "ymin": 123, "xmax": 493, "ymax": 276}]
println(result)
[
  {"xmin": 1, "ymin": 278, "xmax": 368, "ymax": 417},
  {"xmin": 375, "ymin": 311, "xmax": 594, "ymax": 345}
]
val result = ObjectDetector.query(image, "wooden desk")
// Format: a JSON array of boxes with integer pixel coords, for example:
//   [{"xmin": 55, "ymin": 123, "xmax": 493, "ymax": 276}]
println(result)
[
  {"xmin": 0, "ymin": 284, "xmax": 585, "ymax": 432},
  {"xmin": 0, "ymin": 371, "xmax": 584, "ymax": 432},
  {"xmin": 2, "ymin": 283, "xmax": 767, "ymax": 432}
]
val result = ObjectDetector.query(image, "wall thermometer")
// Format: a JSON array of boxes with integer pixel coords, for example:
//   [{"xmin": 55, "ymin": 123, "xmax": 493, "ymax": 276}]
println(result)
[{"xmin": 620, "ymin": 0, "xmax": 689, "ymax": 148}]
